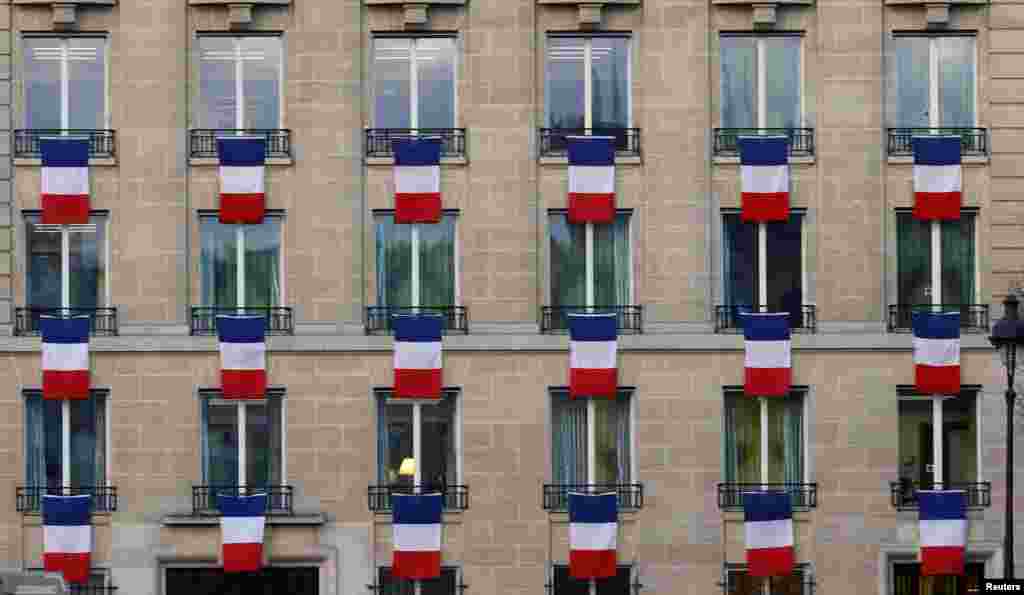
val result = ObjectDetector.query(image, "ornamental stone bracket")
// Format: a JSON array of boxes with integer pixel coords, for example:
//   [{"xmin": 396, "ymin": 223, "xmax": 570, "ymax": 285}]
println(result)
[
  {"xmin": 12, "ymin": 0, "xmax": 116, "ymax": 29},
  {"xmin": 710, "ymin": 0, "xmax": 811, "ymax": 28},
  {"xmin": 882, "ymin": 0, "xmax": 987, "ymax": 28},
  {"xmin": 186, "ymin": 0, "xmax": 290, "ymax": 29},
  {"xmin": 364, "ymin": 0, "xmax": 467, "ymax": 30},
  {"xmin": 536, "ymin": 0, "xmax": 640, "ymax": 29}
]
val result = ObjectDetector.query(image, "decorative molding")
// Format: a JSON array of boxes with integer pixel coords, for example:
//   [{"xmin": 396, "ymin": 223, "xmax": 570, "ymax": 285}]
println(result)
[
  {"xmin": 228, "ymin": 3, "xmax": 253, "ymax": 27},
  {"xmin": 926, "ymin": 3, "xmax": 950, "ymax": 26},
  {"xmin": 753, "ymin": 3, "xmax": 777, "ymax": 26},
  {"xmin": 403, "ymin": 3, "xmax": 429, "ymax": 27},
  {"xmin": 52, "ymin": 3, "xmax": 77, "ymax": 28},
  {"xmin": 578, "ymin": 3, "xmax": 602, "ymax": 27}
]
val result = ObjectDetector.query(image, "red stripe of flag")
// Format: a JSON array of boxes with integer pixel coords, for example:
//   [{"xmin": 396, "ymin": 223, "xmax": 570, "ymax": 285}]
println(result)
[
  {"xmin": 42, "ymin": 370, "xmax": 90, "ymax": 400},
  {"xmin": 921, "ymin": 546, "xmax": 965, "ymax": 576},
  {"xmin": 43, "ymin": 552, "xmax": 91, "ymax": 584},
  {"xmin": 41, "ymin": 195, "xmax": 90, "ymax": 225},
  {"xmin": 395, "ymin": 194, "xmax": 442, "ymax": 224},
  {"xmin": 913, "ymin": 192, "xmax": 961, "ymax": 221},
  {"xmin": 223, "ymin": 542, "xmax": 263, "ymax": 573},
  {"xmin": 394, "ymin": 369, "xmax": 442, "ymax": 399},
  {"xmin": 741, "ymin": 192, "xmax": 789, "ymax": 222},
  {"xmin": 221, "ymin": 369, "xmax": 267, "ymax": 400},
  {"xmin": 569, "ymin": 368, "xmax": 617, "ymax": 399},
  {"xmin": 915, "ymin": 365, "xmax": 960, "ymax": 395},
  {"xmin": 568, "ymin": 194, "xmax": 615, "ymax": 224},
  {"xmin": 744, "ymin": 367, "xmax": 791, "ymax": 397},
  {"xmin": 392, "ymin": 550, "xmax": 442, "ymax": 579},
  {"xmin": 569, "ymin": 550, "xmax": 616, "ymax": 579},
  {"xmin": 219, "ymin": 194, "xmax": 265, "ymax": 224},
  {"xmin": 747, "ymin": 546, "xmax": 794, "ymax": 577}
]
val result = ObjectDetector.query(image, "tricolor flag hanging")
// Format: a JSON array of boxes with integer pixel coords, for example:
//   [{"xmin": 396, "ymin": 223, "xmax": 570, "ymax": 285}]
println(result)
[
  {"xmin": 218, "ymin": 493, "xmax": 267, "ymax": 573},
  {"xmin": 743, "ymin": 312, "xmax": 791, "ymax": 397},
  {"xmin": 40, "ymin": 137, "xmax": 90, "ymax": 225},
  {"xmin": 217, "ymin": 136, "xmax": 266, "ymax": 224},
  {"xmin": 394, "ymin": 137, "xmax": 442, "ymax": 224},
  {"xmin": 567, "ymin": 136, "xmax": 616, "ymax": 224},
  {"xmin": 738, "ymin": 136, "xmax": 790, "ymax": 222},
  {"xmin": 568, "ymin": 492, "xmax": 618, "ymax": 579},
  {"xmin": 913, "ymin": 136, "xmax": 962, "ymax": 221},
  {"xmin": 42, "ymin": 494, "xmax": 92, "ymax": 584},
  {"xmin": 217, "ymin": 315, "xmax": 267, "ymax": 399},
  {"xmin": 918, "ymin": 490, "xmax": 967, "ymax": 576},
  {"xmin": 743, "ymin": 491, "xmax": 795, "ymax": 577},
  {"xmin": 393, "ymin": 314, "xmax": 443, "ymax": 399},
  {"xmin": 568, "ymin": 313, "xmax": 618, "ymax": 399},
  {"xmin": 392, "ymin": 493, "xmax": 443, "ymax": 579},
  {"xmin": 913, "ymin": 311, "xmax": 960, "ymax": 395},
  {"xmin": 41, "ymin": 316, "xmax": 90, "ymax": 400}
]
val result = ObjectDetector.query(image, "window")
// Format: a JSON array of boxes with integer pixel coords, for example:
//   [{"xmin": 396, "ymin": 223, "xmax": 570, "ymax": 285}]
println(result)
[
  {"xmin": 377, "ymin": 567, "xmax": 459, "ymax": 595},
  {"xmin": 200, "ymin": 214, "xmax": 283, "ymax": 309},
  {"xmin": 549, "ymin": 211, "xmax": 633, "ymax": 309},
  {"xmin": 372, "ymin": 37, "xmax": 456, "ymax": 130},
  {"xmin": 898, "ymin": 392, "xmax": 978, "ymax": 489},
  {"xmin": 724, "ymin": 564, "xmax": 811, "ymax": 595},
  {"xmin": 723, "ymin": 390, "xmax": 804, "ymax": 485},
  {"xmin": 24, "ymin": 36, "xmax": 107, "ymax": 130},
  {"xmin": 166, "ymin": 566, "xmax": 319, "ymax": 595},
  {"xmin": 896, "ymin": 211, "xmax": 976, "ymax": 309},
  {"xmin": 887, "ymin": 35, "xmax": 975, "ymax": 129},
  {"xmin": 376, "ymin": 390, "xmax": 458, "ymax": 488},
  {"xmin": 545, "ymin": 35, "xmax": 631, "ymax": 130},
  {"xmin": 891, "ymin": 562, "xmax": 984, "ymax": 595},
  {"xmin": 197, "ymin": 35, "xmax": 282, "ymax": 129},
  {"xmin": 26, "ymin": 213, "xmax": 109, "ymax": 311},
  {"xmin": 375, "ymin": 212, "xmax": 457, "ymax": 309},
  {"xmin": 722, "ymin": 212, "xmax": 805, "ymax": 328},
  {"xmin": 552, "ymin": 565, "xmax": 634, "ymax": 595},
  {"xmin": 551, "ymin": 390, "xmax": 632, "ymax": 485},
  {"xmin": 720, "ymin": 35, "xmax": 802, "ymax": 130},
  {"xmin": 25, "ymin": 390, "xmax": 108, "ymax": 494},
  {"xmin": 201, "ymin": 391, "xmax": 284, "ymax": 489}
]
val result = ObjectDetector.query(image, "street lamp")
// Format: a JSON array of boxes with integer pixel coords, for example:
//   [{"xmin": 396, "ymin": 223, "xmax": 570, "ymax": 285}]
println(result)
[{"xmin": 988, "ymin": 293, "xmax": 1024, "ymax": 579}]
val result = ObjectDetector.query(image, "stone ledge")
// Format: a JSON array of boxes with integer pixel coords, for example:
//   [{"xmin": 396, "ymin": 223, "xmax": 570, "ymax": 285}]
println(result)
[
  {"xmin": 15, "ymin": 157, "xmax": 116, "ymax": 167},
  {"xmin": 722, "ymin": 510, "xmax": 813, "ymax": 522},
  {"xmin": 12, "ymin": 0, "xmax": 115, "ymax": 4},
  {"xmin": 540, "ymin": 155, "xmax": 642, "ymax": 166},
  {"xmin": 190, "ymin": 156, "xmax": 292, "ymax": 166},
  {"xmin": 713, "ymin": 155, "xmax": 816, "ymax": 165},
  {"xmin": 162, "ymin": 513, "xmax": 326, "ymax": 526},
  {"xmin": 887, "ymin": 155, "xmax": 989, "ymax": 165},
  {"xmin": 364, "ymin": 0, "xmax": 464, "ymax": 3},
  {"xmin": 372, "ymin": 511, "xmax": 463, "ymax": 524},
  {"xmin": 188, "ymin": 0, "xmax": 289, "ymax": 3},
  {"xmin": 365, "ymin": 155, "xmax": 467, "ymax": 166},
  {"xmin": 536, "ymin": 0, "xmax": 639, "ymax": 4}
]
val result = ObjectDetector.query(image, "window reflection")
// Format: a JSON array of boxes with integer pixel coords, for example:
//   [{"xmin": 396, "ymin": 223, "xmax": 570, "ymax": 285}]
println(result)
[
  {"xmin": 373, "ymin": 37, "xmax": 456, "ymax": 129},
  {"xmin": 24, "ymin": 37, "xmax": 106, "ymax": 129},
  {"xmin": 198, "ymin": 36, "xmax": 282, "ymax": 129}
]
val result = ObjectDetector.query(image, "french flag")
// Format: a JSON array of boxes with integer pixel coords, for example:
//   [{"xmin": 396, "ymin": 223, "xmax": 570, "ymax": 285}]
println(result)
[
  {"xmin": 913, "ymin": 311, "xmax": 960, "ymax": 395},
  {"xmin": 743, "ymin": 491, "xmax": 795, "ymax": 577},
  {"xmin": 218, "ymin": 493, "xmax": 267, "ymax": 573},
  {"xmin": 218, "ymin": 136, "xmax": 266, "ymax": 224},
  {"xmin": 40, "ymin": 137, "xmax": 90, "ymax": 225},
  {"xmin": 913, "ymin": 136, "xmax": 961, "ymax": 221},
  {"xmin": 393, "ymin": 314, "xmax": 443, "ymax": 399},
  {"xmin": 568, "ymin": 313, "xmax": 618, "ymax": 399},
  {"xmin": 41, "ymin": 316, "xmax": 90, "ymax": 400},
  {"xmin": 392, "ymin": 493, "xmax": 443, "ymax": 579},
  {"xmin": 739, "ymin": 136, "xmax": 790, "ymax": 222},
  {"xmin": 42, "ymin": 494, "xmax": 92, "ymax": 584},
  {"xmin": 217, "ymin": 315, "xmax": 267, "ymax": 400},
  {"xmin": 743, "ymin": 312, "xmax": 791, "ymax": 397},
  {"xmin": 918, "ymin": 490, "xmax": 967, "ymax": 576},
  {"xmin": 394, "ymin": 137, "xmax": 442, "ymax": 224},
  {"xmin": 568, "ymin": 492, "xmax": 618, "ymax": 579},
  {"xmin": 567, "ymin": 136, "xmax": 616, "ymax": 224}
]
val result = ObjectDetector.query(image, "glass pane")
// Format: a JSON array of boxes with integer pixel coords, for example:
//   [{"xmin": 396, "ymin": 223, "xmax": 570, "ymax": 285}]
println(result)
[
  {"xmin": 546, "ymin": 37, "xmax": 585, "ymax": 129},
  {"xmin": 420, "ymin": 396, "xmax": 456, "ymax": 487},
  {"xmin": 418, "ymin": 215, "xmax": 456, "ymax": 307},
  {"xmin": 24, "ymin": 38, "xmax": 62, "ymax": 129},
  {"xmin": 382, "ymin": 402, "xmax": 413, "ymax": 485},
  {"xmin": 595, "ymin": 567, "xmax": 632, "ymax": 595},
  {"xmin": 897, "ymin": 213, "xmax": 932, "ymax": 305},
  {"xmin": 68, "ymin": 397, "xmax": 98, "ymax": 487},
  {"xmin": 375, "ymin": 215, "xmax": 413, "ymax": 307},
  {"xmin": 593, "ymin": 394, "xmax": 630, "ymax": 484},
  {"xmin": 888, "ymin": 37, "xmax": 930, "ymax": 128},
  {"xmin": 943, "ymin": 395, "xmax": 976, "ymax": 484},
  {"xmin": 420, "ymin": 569, "xmax": 457, "ymax": 595},
  {"xmin": 728, "ymin": 571, "xmax": 763, "ymax": 595},
  {"xmin": 720, "ymin": 37, "xmax": 756, "ymax": 129},
  {"xmin": 549, "ymin": 213, "xmax": 586, "ymax": 307},
  {"xmin": 594, "ymin": 213, "xmax": 631, "ymax": 306},
  {"xmin": 898, "ymin": 399, "xmax": 933, "ymax": 487},
  {"xmin": 724, "ymin": 393, "xmax": 760, "ymax": 483},
  {"xmin": 938, "ymin": 37, "xmax": 975, "ymax": 127},
  {"xmin": 766, "ymin": 395, "xmax": 802, "ymax": 483},
  {"xmin": 68, "ymin": 223, "xmax": 103, "ymax": 308},
  {"xmin": 373, "ymin": 38, "xmax": 412, "ymax": 129},
  {"xmin": 67, "ymin": 38, "xmax": 105, "ymax": 129},
  {"xmin": 766, "ymin": 214, "xmax": 802, "ymax": 326},
  {"xmin": 591, "ymin": 38, "xmax": 629, "ymax": 129},
  {"xmin": 551, "ymin": 392, "xmax": 587, "ymax": 484},
  {"xmin": 764, "ymin": 38, "xmax": 801, "ymax": 129},
  {"xmin": 200, "ymin": 218, "xmax": 239, "ymax": 308},
  {"xmin": 770, "ymin": 570, "xmax": 804, "ymax": 595},
  {"xmin": 244, "ymin": 219, "xmax": 281, "ymax": 308},
  {"xmin": 26, "ymin": 219, "xmax": 63, "ymax": 308},
  {"xmin": 43, "ymin": 399, "xmax": 63, "ymax": 489},
  {"xmin": 416, "ymin": 38, "xmax": 456, "ymax": 129},
  {"xmin": 207, "ymin": 403, "xmax": 239, "ymax": 485},
  {"xmin": 241, "ymin": 37, "xmax": 281, "ymax": 129},
  {"xmin": 554, "ymin": 566, "xmax": 593, "ymax": 595},
  {"xmin": 723, "ymin": 214, "xmax": 758, "ymax": 307},
  {"xmin": 245, "ymin": 400, "xmax": 280, "ymax": 487},
  {"xmin": 198, "ymin": 37, "xmax": 237, "ymax": 129},
  {"xmin": 941, "ymin": 211, "xmax": 975, "ymax": 305}
]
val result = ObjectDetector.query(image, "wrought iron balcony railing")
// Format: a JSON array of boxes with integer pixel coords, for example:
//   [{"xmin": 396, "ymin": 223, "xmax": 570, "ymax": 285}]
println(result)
[
  {"xmin": 14, "ymin": 307, "xmax": 119, "ymax": 337},
  {"xmin": 189, "ymin": 129, "xmax": 292, "ymax": 159},
  {"xmin": 887, "ymin": 128, "xmax": 988, "ymax": 157},
  {"xmin": 14, "ymin": 129, "xmax": 117, "ymax": 159},
  {"xmin": 717, "ymin": 483, "xmax": 819, "ymax": 510},
  {"xmin": 365, "ymin": 306, "xmax": 469, "ymax": 335},
  {"xmin": 16, "ymin": 485, "xmax": 118, "ymax": 513},
  {"xmin": 542, "ymin": 483, "xmax": 644, "ymax": 512},
  {"xmin": 887, "ymin": 304, "xmax": 989, "ymax": 333},
  {"xmin": 190, "ymin": 306, "xmax": 294, "ymax": 336},
  {"xmin": 539, "ymin": 128, "xmax": 642, "ymax": 158},
  {"xmin": 713, "ymin": 128, "xmax": 815, "ymax": 157},
  {"xmin": 890, "ymin": 480, "xmax": 991, "ymax": 511},
  {"xmin": 714, "ymin": 304, "xmax": 817, "ymax": 334},
  {"xmin": 540, "ymin": 305, "xmax": 644, "ymax": 334},
  {"xmin": 367, "ymin": 484, "xmax": 470, "ymax": 512},
  {"xmin": 365, "ymin": 128, "xmax": 467, "ymax": 158},
  {"xmin": 68, "ymin": 586, "xmax": 119, "ymax": 595},
  {"xmin": 191, "ymin": 485, "xmax": 294, "ymax": 516}
]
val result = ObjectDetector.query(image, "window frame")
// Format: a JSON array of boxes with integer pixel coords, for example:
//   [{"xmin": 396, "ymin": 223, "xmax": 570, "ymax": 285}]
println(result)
[
  {"xmin": 718, "ymin": 32, "xmax": 805, "ymax": 130},
  {"xmin": 198, "ymin": 387, "xmax": 288, "ymax": 489},
  {"xmin": 896, "ymin": 386, "xmax": 982, "ymax": 487},
  {"xmin": 20, "ymin": 33, "xmax": 111, "ymax": 130},
  {"xmin": 374, "ymin": 387, "xmax": 463, "ymax": 489},
  {"xmin": 371, "ymin": 209, "xmax": 461, "ymax": 309},
  {"xmin": 23, "ymin": 388, "xmax": 111, "ymax": 491},
  {"xmin": 376, "ymin": 566, "xmax": 462, "ymax": 595},
  {"xmin": 370, "ymin": 33, "xmax": 460, "ymax": 130},
  {"xmin": 21, "ymin": 210, "xmax": 111, "ymax": 310},
  {"xmin": 720, "ymin": 209, "xmax": 808, "ymax": 311},
  {"xmin": 721, "ymin": 387, "xmax": 810, "ymax": 486},
  {"xmin": 551, "ymin": 564, "xmax": 636, "ymax": 595},
  {"xmin": 543, "ymin": 32, "xmax": 633, "ymax": 130},
  {"xmin": 197, "ymin": 209, "xmax": 287, "ymax": 310},
  {"xmin": 722, "ymin": 562, "xmax": 813, "ymax": 595},
  {"xmin": 546, "ymin": 209, "xmax": 635, "ymax": 308},
  {"xmin": 888, "ymin": 32, "xmax": 978, "ymax": 129},
  {"xmin": 893, "ymin": 208, "xmax": 980, "ymax": 307},
  {"xmin": 193, "ymin": 32, "xmax": 285, "ymax": 130},
  {"xmin": 548, "ymin": 387, "xmax": 637, "ymax": 485}
]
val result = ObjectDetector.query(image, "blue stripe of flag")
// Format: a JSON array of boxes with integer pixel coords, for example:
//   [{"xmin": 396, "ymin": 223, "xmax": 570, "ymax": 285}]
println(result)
[
  {"xmin": 393, "ymin": 315, "xmax": 443, "ymax": 342},
  {"xmin": 40, "ymin": 316, "xmax": 90, "ymax": 344},
  {"xmin": 568, "ymin": 313, "xmax": 618, "ymax": 342},
  {"xmin": 42, "ymin": 494, "xmax": 92, "ymax": 525},
  {"xmin": 394, "ymin": 138, "xmax": 442, "ymax": 166},
  {"xmin": 912, "ymin": 136, "xmax": 962, "ymax": 166},
  {"xmin": 742, "ymin": 313, "xmax": 791, "ymax": 341},
  {"xmin": 393, "ymin": 493, "xmax": 443, "ymax": 524},
  {"xmin": 40, "ymin": 137, "xmax": 90, "ymax": 167},
  {"xmin": 216, "ymin": 315, "xmax": 266, "ymax": 343},
  {"xmin": 738, "ymin": 136, "xmax": 789, "ymax": 166},
  {"xmin": 912, "ymin": 311, "xmax": 960, "ymax": 340},
  {"xmin": 568, "ymin": 492, "xmax": 618, "ymax": 524},
  {"xmin": 742, "ymin": 491, "xmax": 792, "ymax": 523},
  {"xmin": 918, "ymin": 490, "xmax": 966, "ymax": 520},
  {"xmin": 567, "ymin": 136, "xmax": 615, "ymax": 166},
  {"xmin": 217, "ymin": 137, "xmax": 267, "ymax": 166},
  {"xmin": 217, "ymin": 493, "xmax": 268, "ymax": 517}
]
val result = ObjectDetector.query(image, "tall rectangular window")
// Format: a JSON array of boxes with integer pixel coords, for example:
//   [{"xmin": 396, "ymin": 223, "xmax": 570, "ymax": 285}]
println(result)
[
  {"xmin": 551, "ymin": 390, "xmax": 632, "ymax": 485},
  {"xmin": 725, "ymin": 565, "xmax": 810, "ymax": 595},
  {"xmin": 896, "ymin": 211, "xmax": 975, "ymax": 307},
  {"xmin": 723, "ymin": 391, "xmax": 803, "ymax": 484},
  {"xmin": 26, "ymin": 213, "xmax": 108, "ymax": 309},
  {"xmin": 373, "ymin": 37, "xmax": 456, "ymax": 129},
  {"xmin": 545, "ymin": 36, "xmax": 630, "ymax": 130},
  {"xmin": 25, "ymin": 391, "xmax": 107, "ymax": 489},
  {"xmin": 891, "ymin": 562, "xmax": 984, "ymax": 595},
  {"xmin": 378, "ymin": 567, "xmax": 458, "ymax": 595},
  {"xmin": 198, "ymin": 36, "xmax": 282, "ymax": 129},
  {"xmin": 553, "ymin": 565, "xmax": 632, "ymax": 595},
  {"xmin": 722, "ymin": 212, "xmax": 804, "ymax": 326},
  {"xmin": 376, "ymin": 390, "xmax": 457, "ymax": 488},
  {"xmin": 200, "ymin": 215, "xmax": 282, "ymax": 309},
  {"xmin": 375, "ymin": 212, "xmax": 457, "ymax": 308},
  {"xmin": 887, "ymin": 35, "xmax": 975, "ymax": 128},
  {"xmin": 201, "ymin": 393, "xmax": 283, "ymax": 488},
  {"xmin": 24, "ymin": 36, "xmax": 107, "ymax": 130},
  {"xmin": 898, "ymin": 394, "xmax": 977, "ymax": 489},
  {"xmin": 549, "ymin": 211, "xmax": 632, "ymax": 308},
  {"xmin": 720, "ymin": 35, "xmax": 801, "ymax": 129}
]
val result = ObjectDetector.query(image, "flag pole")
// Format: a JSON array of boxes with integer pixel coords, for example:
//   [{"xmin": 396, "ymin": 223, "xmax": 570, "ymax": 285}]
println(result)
[{"xmin": 61, "ymin": 225, "xmax": 71, "ymax": 491}]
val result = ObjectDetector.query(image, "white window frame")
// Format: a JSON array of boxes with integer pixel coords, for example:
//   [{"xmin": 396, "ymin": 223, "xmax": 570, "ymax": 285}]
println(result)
[
  {"xmin": 24, "ymin": 212, "xmax": 111, "ymax": 309},
  {"xmin": 547, "ymin": 210, "xmax": 635, "ymax": 308},
  {"xmin": 544, "ymin": 35, "xmax": 633, "ymax": 130},
  {"xmin": 722, "ymin": 388, "xmax": 809, "ymax": 486},
  {"xmin": 895, "ymin": 209, "xmax": 980, "ymax": 307},
  {"xmin": 24, "ymin": 389, "xmax": 111, "ymax": 491},
  {"xmin": 719, "ymin": 35, "xmax": 804, "ymax": 130},
  {"xmin": 22, "ymin": 35, "xmax": 110, "ymax": 130},
  {"xmin": 198, "ymin": 211, "xmax": 287, "ymax": 310},
  {"xmin": 916, "ymin": 36, "xmax": 978, "ymax": 129},
  {"xmin": 377, "ymin": 388, "xmax": 463, "ymax": 490},
  {"xmin": 896, "ymin": 389, "xmax": 982, "ymax": 487},
  {"xmin": 374, "ymin": 210, "xmax": 461, "ymax": 309},
  {"xmin": 549, "ymin": 388, "xmax": 636, "ymax": 485},
  {"xmin": 721, "ymin": 210, "xmax": 806, "ymax": 309},
  {"xmin": 371, "ymin": 35, "xmax": 460, "ymax": 130},
  {"xmin": 202, "ymin": 390, "xmax": 287, "ymax": 489},
  {"xmin": 195, "ymin": 34, "xmax": 285, "ymax": 130}
]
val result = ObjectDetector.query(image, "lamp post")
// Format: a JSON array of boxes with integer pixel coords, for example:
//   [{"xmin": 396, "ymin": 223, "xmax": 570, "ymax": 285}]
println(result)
[{"xmin": 989, "ymin": 293, "xmax": 1024, "ymax": 579}]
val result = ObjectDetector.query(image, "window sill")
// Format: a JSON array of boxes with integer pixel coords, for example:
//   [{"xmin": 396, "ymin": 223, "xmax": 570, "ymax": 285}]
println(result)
[
  {"xmin": 365, "ymin": 155, "xmax": 467, "ymax": 166},
  {"xmin": 545, "ymin": 510, "xmax": 639, "ymax": 522},
  {"xmin": 162, "ymin": 512, "xmax": 326, "ymax": 526},
  {"xmin": 15, "ymin": 157, "xmax": 117, "ymax": 167},
  {"xmin": 713, "ymin": 155, "xmax": 816, "ymax": 166},
  {"xmin": 722, "ymin": 510, "xmax": 813, "ymax": 522},
  {"xmin": 190, "ymin": 156, "xmax": 293, "ymax": 166},
  {"xmin": 887, "ymin": 154, "xmax": 989, "ymax": 166},
  {"xmin": 22, "ymin": 512, "xmax": 113, "ymax": 524},
  {"xmin": 539, "ymin": 155, "xmax": 642, "ymax": 166},
  {"xmin": 372, "ymin": 511, "xmax": 465, "ymax": 523}
]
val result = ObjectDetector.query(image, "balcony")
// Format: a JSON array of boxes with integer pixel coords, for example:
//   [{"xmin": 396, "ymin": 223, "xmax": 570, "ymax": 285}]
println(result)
[
  {"xmin": 16, "ymin": 485, "xmax": 118, "ymax": 513},
  {"xmin": 890, "ymin": 480, "xmax": 991, "ymax": 511},
  {"xmin": 367, "ymin": 484, "xmax": 470, "ymax": 512},
  {"xmin": 190, "ymin": 306, "xmax": 294, "ymax": 336},
  {"xmin": 887, "ymin": 128, "xmax": 988, "ymax": 157},
  {"xmin": 14, "ymin": 307, "xmax": 119, "ymax": 337},
  {"xmin": 542, "ymin": 483, "xmax": 644, "ymax": 512},
  {"xmin": 538, "ymin": 128, "xmax": 642, "ymax": 158},
  {"xmin": 68, "ymin": 586, "xmax": 118, "ymax": 595},
  {"xmin": 714, "ymin": 305, "xmax": 817, "ymax": 334},
  {"xmin": 13, "ymin": 129, "xmax": 116, "ymax": 160},
  {"xmin": 188, "ymin": 129, "xmax": 292, "ymax": 160},
  {"xmin": 887, "ymin": 304, "xmax": 989, "ymax": 333},
  {"xmin": 540, "ymin": 305, "xmax": 644, "ymax": 334},
  {"xmin": 364, "ymin": 128, "xmax": 467, "ymax": 159},
  {"xmin": 365, "ymin": 306, "xmax": 469, "ymax": 335},
  {"xmin": 716, "ymin": 483, "xmax": 818, "ymax": 511},
  {"xmin": 713, "ymin": 128, "xmax": 815, "ymax": 158},
  {"xmin": 191, "ymin": 485, "xmax": 294, "ymax": 516}
]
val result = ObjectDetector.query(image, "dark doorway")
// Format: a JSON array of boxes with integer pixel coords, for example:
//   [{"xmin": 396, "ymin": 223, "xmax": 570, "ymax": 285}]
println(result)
[
  {"xmin": 892, "ymin": 562, "xmax": 984, "ymax": 595},
  {"xmin": 165, "ymin": 566, "xmax": 318, "ymax": 595}
]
